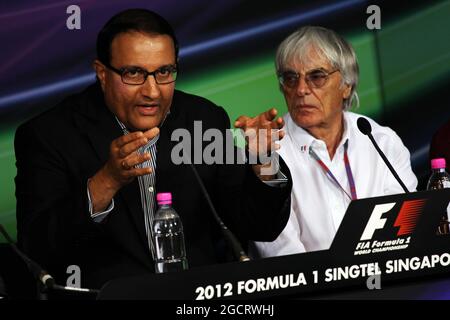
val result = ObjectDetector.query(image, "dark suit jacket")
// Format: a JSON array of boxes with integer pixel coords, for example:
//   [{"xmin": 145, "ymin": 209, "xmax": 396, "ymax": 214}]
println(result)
[
  {"xmin": 430, "ymin": 119, "xmax": 450, "ymax": 166},
  {"xmin": 15, "ymin": 83, "xmax": 292, "ymax": 289}
]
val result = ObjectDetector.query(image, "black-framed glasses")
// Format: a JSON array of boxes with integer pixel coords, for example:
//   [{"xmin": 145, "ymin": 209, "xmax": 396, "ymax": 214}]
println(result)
[
  {"xmin": 278, "ymin": 68, "xmax": 339, "ymax": 89},
  {"xmin": 106, "ymin": 63, "xmax": 178, "ymax": 85}
]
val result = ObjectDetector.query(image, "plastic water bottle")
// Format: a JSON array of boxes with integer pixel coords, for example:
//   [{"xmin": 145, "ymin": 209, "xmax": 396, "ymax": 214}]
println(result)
[
  {"xmin": 153, "ymin": 192, "xmax": 188, "ymax": 273},
  {"xmin": 427, "ymin": 158, "xmax": 450, "ymax": 235}
]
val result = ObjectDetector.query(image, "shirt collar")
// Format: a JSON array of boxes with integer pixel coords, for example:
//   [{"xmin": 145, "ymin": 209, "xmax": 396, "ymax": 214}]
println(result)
[
  {"xmin": 114, "ymin": 117, "xmax": 160, "ymax": 148},
  {"xmin": 285, "ymin": 111, "xmax": 352, "ymax": 153}
]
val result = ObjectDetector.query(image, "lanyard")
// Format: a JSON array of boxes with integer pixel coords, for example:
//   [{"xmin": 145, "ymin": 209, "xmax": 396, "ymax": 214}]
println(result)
[{"xmin": 309, "ymin": 140, "xmax": 357, "ymax": 201}]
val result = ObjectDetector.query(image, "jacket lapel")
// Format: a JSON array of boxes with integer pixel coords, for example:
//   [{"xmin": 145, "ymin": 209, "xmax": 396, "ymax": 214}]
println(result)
[{"xmin": 73, "ymin": 84, "xmax": 149, "ymax": 254}]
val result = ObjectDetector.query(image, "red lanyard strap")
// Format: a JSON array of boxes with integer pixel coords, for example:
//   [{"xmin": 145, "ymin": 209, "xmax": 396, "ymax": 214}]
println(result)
[{"xmin": 309, "ymin": 140, "xmax": 357, "ymax": 201}]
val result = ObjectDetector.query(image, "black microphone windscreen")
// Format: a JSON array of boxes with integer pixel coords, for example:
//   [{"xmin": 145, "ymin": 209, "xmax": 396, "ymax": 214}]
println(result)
[{"xmin": 357, "ymin": 117, "xmax": 372, "ymax": 135}]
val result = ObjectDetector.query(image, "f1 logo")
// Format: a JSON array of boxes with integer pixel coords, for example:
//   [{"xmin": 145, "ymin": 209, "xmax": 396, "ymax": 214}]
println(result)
[{"xmin": 360, "ymin": 200, "xmax": 427, "ymax": 241}]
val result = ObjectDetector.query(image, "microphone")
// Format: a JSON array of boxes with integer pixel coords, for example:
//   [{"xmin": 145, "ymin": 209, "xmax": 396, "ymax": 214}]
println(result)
[
  {"xmin": 0, "ymin": 224, "xmax": 99, "ymax": 297},
  {"xmin": 357, "ymin": 117, "xmax": 410, "ymax": 193},
  {"xmin": 189, "ymin": 163, "xmax": 250, "ymax": 262}
]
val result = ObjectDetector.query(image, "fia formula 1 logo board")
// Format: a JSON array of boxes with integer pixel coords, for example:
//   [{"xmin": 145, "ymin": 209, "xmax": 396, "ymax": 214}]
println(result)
[
  {"xmin": 330, "ymin": 190, "xmax": 450, "ymax": 257},
  {"xmin": 355, "ymin": 200, "xmax": 427, "ymax": 255}
]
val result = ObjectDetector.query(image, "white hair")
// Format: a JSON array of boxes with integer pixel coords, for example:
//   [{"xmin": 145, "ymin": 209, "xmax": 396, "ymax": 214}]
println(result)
[{"xmin": 275, "ymin": 26, "xmax": 359, "ymax": 110}]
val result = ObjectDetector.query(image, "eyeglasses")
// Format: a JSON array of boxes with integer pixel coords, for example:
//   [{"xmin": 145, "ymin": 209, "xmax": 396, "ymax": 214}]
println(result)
[
  {"xmin": 105, "ymin": 63, "xmax": 178, "ymax": 85},
  {"xmin": 278, "ymin": 68, "xmax": 339, "ymax": 89}
]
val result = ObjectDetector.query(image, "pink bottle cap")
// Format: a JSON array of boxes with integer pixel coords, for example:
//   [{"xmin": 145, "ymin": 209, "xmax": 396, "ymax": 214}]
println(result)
[
  {"xmin": 157, "ymin": 192, "xmax": 172, "ymax": 205},
  {"xmin": 431, "ymin": 158, "xmax": 446, "ymax": 169}
]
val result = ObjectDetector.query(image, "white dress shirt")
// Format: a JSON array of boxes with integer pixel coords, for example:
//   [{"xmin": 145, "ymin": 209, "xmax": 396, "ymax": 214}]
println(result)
[{"xmin": 251, "ymin": 111, "xmax": 418, "ymax": 257}]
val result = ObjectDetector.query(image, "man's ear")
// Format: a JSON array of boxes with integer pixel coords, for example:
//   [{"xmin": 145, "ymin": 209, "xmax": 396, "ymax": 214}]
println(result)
[
  {"xmin": 93, "ymin": 60, "xmax": 106, "ymax": 91},
  {"xmin": 342, "ymin": 83, "xmax": 352, "ymax": 100}
]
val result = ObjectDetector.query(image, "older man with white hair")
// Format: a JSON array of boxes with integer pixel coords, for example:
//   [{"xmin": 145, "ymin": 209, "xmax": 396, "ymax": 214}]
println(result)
[{"xmin": 252, "ymin": 26, "xmax": 417, "ymax": 257}]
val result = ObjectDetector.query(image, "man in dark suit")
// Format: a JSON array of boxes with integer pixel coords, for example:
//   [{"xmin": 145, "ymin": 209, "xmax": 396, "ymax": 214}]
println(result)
[{"xmin": 14, "ymin": 9, "xmax": 291, "ymax": 289}]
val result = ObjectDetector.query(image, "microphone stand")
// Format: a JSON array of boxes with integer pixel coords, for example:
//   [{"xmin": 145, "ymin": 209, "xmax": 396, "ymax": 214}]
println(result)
[
  {"xmin": 357, "ymin": 117, "xmax": 410, "ymax": 193},
  {"xmin": 189, "ymin": 163, "xmax": 250, "ymax": 262},
  {"xmin": 365, "ymin": 133, "xmax": 409, "ymax": 193},
  {"xmin": 0, "ymin": 224, "xmax": 99, "ymax": 300},
  {"xmin": 182, "ymin": 138, "xmax": 250, "ymax": 262}
]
